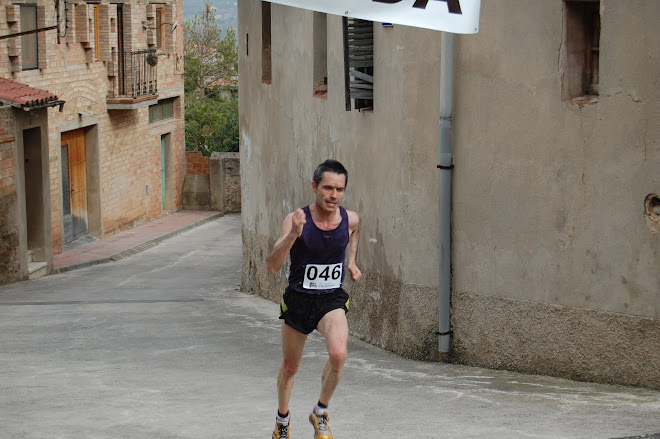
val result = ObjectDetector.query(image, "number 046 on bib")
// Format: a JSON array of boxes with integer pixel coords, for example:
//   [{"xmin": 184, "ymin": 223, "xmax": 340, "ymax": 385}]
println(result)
[{"xmin": 303, "ymin": 263, "xmax": 343, "ymax": 290}]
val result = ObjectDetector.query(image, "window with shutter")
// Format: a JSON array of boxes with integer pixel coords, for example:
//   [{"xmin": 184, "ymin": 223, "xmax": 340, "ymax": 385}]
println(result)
[
  {"xmin": 20, "ymin": 5, "xmax": 38, "ymax": 70},
  {"xmin": 343, "ymin": 18, "xmax": 373, "ymax": 111},
  {"xmin": 156, "ymin": 6, "xmax": 164, "ymax": 49},
  {"xmin": 94, "ymin": 5, "xmax": 100, "ymax": 60}
]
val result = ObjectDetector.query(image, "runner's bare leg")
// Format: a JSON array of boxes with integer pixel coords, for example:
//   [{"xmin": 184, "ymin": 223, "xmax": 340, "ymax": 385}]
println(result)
[
  {"xmin": 278, "ymin": 321, "xmax": 308, "ymax": 414},
  {"xmin": 316, "ymin": 308, "xmax": 349, "ymax": 405}
]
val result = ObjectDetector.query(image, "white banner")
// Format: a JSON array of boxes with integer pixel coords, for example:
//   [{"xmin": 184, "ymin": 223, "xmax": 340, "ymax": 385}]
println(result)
[{"xmin": 264, "ymin": 0, "xmax": 481, "ymax": 34}]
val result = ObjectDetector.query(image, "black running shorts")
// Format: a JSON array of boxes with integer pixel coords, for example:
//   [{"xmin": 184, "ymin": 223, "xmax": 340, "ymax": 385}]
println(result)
[{"xmin": 279, "ymin": 287, "xmax": 350, "ymax": 335}]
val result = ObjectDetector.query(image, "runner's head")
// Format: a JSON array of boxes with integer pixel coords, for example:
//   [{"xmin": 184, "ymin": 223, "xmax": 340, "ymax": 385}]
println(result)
[
  {"xmin": 313, "ymin": 160, "xmax": 348, "ymax": 188},
  {"xmin": 312, "ymin": 160, "xmax": 348, "ymax": 213}
]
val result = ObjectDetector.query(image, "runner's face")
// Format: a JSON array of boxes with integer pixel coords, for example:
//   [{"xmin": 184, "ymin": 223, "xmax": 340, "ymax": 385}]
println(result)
[{"xmin": 313, "ymin": 172, "xmax": 346, "ymax": 213}]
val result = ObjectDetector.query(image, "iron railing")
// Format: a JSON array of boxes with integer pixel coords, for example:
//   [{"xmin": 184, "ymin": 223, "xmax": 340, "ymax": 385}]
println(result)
[{"xmin": 109, "ymin": 48, "xmax": 158, "ymax": 99}]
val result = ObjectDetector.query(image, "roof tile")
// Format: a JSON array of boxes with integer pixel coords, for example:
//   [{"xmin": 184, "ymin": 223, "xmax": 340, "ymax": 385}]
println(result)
[{"xmin": 0, "ymin": 77, "xmax": 59, "ymax": 108}]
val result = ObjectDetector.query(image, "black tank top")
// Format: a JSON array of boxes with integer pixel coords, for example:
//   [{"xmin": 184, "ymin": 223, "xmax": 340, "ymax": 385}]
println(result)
[{"xmin": 288, "ymin": 206, "xmax": 349, "ymax": 294}]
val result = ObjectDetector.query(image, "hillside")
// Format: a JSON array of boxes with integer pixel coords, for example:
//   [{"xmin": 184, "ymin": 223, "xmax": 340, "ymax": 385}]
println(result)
[{"xmin": 184, "ymin": 0, "xmax": 238, "ymax": 33}]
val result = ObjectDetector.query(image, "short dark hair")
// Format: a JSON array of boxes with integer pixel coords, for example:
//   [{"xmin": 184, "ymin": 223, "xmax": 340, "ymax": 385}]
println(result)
[{"xmin": 313, "ymin": 160, "xmax": 348, "ymax": 187}]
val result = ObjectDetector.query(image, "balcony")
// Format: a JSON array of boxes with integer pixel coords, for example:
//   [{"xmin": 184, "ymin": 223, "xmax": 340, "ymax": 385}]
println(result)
[{"xmin": 107, "ymin": 48, "xmax": 159, "ymax": 110}]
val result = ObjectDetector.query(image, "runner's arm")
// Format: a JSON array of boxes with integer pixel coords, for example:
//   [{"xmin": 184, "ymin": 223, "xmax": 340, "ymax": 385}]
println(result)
[
  {"xmin": 346, "ymin": 211, "xmax": 362, "ymax": 282},
  {"xmin": 266, "ymin": 209, "xmax": 305, "ymax": 274}
]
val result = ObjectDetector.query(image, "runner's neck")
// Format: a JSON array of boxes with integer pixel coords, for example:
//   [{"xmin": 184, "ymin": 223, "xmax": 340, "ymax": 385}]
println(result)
[{"xmin": 309, "ymin": 204, "xmax": 341, "ymax": 230}]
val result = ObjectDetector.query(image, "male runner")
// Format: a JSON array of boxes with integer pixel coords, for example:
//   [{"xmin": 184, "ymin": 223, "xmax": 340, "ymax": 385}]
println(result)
[{"xmin": 266, "ymin": 159, "xmax": 361, "ymax": 439}]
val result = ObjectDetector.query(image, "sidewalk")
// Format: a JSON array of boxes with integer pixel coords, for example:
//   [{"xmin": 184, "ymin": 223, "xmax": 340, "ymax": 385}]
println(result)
[{"xmin": 52, "ymin": 210, "xmax": 224, "ymax": 273}]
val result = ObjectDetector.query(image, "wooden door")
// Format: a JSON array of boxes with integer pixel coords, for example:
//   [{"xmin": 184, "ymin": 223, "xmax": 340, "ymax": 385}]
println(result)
[{"xmin": 61, "ymin": 129, "xmax": 88, "ymax": 243}]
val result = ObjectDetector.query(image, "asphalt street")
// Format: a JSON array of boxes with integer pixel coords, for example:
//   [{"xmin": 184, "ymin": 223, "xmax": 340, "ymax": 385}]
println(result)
[{"xmin": 1, "ymin": 214, "xmax": 659, "ymax": 439}]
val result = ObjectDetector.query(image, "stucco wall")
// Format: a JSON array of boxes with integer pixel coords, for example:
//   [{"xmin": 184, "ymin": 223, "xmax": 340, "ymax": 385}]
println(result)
[
  {"xmin": 239, "ymin": 0, "xmax": 660, "ymax": 388},
  {"xmin": 452, "ymin": 0, "xmax": 660, "ymax": 317}
]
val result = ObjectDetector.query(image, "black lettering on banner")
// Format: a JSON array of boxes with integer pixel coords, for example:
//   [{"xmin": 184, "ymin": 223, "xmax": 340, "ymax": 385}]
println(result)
[
  {"xmin": 319, "ymin": 266, "xmax": 330, "ymax": 281},
  {"xmin": 373, "ymin": 0, "xmax": 463, "ymax": 14},
  {"xmin": 332, "ymin": 265, "xmax": 341, "ymax": 280}
]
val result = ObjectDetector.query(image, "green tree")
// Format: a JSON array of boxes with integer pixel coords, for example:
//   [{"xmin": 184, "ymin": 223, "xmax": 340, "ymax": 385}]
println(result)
[
  {"xmin": 184, "ymin": 2, "xmax": 237, "ymax": 98},
  {"xmin": 184, "ymin": 2, "xmax": 239, "ymax": 155},
  {"xmin": 185, "ymin": 97, "xmax": 238, "ymax": 155}
]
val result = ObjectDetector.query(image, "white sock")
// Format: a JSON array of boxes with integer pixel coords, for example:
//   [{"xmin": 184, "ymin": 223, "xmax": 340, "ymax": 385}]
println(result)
[
  {"xmin": 276, "ymin": 411, "xmax": 290, "ymax": 426},
  {"xmin": 314, "ymin": 404, "xmax": 328, "ymax": 416}
]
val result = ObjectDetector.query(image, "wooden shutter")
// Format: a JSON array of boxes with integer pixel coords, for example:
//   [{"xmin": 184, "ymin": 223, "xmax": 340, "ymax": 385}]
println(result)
[
  {"xmin": 20, "ymin": 5, "xmax": 38, "ymax": 70},
  {"xmin": 343, "ymin": 18, "xmax": 373, "ymax": 111}
]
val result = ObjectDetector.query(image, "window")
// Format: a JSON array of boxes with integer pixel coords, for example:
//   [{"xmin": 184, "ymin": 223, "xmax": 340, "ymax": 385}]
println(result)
[
  {"xmin": 562, "ymin": 0, "xmax": 600, "ymax": 101},
  {"xmin": 343, "ymin": 18, "xmax": 373, "ymax": 111},
  {"xmin": 262, "ymin": 1, "xmax": 272, "ymax": 84},
  {"xmin": 313, "ymin": 12, "xmax": 328, "ymax": 98},
  {"xmin": 20, "ymin": 5, "xmax": 38, "ymax": 70},
  {"xmin": 156, "ymin": 5, "xmax": 164, "ymax": 49},
  {"xmin": 149, "ymin": 98, "xmax": 175, "ymax": 123},
  {"xmin": 94, "ymin": 5, "xmax": 100, "ymax": 60}
]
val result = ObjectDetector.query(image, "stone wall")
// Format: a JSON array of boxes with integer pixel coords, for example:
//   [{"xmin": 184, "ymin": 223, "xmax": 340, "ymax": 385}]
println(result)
[
  {"xmin": 0, "ymin": 191, "xmax": 20, "ymax": 286},
  {"xmin": 183, "ymin": 151, "xmax": 241, "ymax": 213},
  {"xmin": 210, "ymin": 152, "xmax": 241, "ymax": 213},
  {"xmin": 450, "ymin": 291, "xmax": 660, "ymax": 389}
]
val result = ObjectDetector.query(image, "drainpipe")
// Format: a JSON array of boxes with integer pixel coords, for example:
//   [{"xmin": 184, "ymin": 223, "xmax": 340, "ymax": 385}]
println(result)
[{"xmin": 437, "ymin": 32, "xmax": 454, "ymax": 356}]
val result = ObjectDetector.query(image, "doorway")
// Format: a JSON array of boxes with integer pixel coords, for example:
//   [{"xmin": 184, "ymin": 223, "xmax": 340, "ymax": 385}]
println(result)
[
  {"xmin": 161, "ymin": 133, "xmax": 172, "ymax": 210},
  {"xmin": 23, "ymin": 127, "xmax": 46, "ymax": 263},
  {"xmin": 61, "ymin": 129, "xmax": 88, "ymax": 244}
]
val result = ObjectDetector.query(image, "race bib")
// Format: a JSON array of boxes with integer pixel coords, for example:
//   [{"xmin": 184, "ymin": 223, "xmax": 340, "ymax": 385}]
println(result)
[{"xmin": 303, "ymin": 263, "xmax": 343, "ymax": 290}]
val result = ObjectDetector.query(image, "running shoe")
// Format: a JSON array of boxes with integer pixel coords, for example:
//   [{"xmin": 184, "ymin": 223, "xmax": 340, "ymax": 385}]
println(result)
[
  {"xmin": 272, "ymin": 420, "xmax": 289, "ymax": 439},
  {"xmin": 309, "ymin": 411, "xmax": 333, "ymax": 439}
]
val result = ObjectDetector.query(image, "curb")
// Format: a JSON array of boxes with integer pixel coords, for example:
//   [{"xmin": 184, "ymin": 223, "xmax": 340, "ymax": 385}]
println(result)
[{"xmin": 52, "ymin": 212, "xmax": 225, "ymax": 274}]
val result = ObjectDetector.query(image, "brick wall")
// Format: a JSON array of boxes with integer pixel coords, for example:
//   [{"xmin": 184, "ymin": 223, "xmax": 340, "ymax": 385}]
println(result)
[
  {"xmin": 0, "ymin": 108, "xmax": 21, "ymax": 285},
  {"xmin": 0, "ymin": 0, "xmax": 186, "ymax": 254},
  {"xmin": 0, "ymin": 108, "xmax": 16, "ymax": 200},
  {"xmin": 186, "ymin": 151, "xmax": 210, "ymax": 175}
]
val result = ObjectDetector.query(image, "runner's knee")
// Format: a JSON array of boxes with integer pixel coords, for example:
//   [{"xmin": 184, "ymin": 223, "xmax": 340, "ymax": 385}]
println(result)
[
  {"xmin": 328, "ymin": 346, "xmax": 347, "ymax": 369},
  {"xmin": 281, "ymin": 359, "xmax": 301, "ymax": 377}
]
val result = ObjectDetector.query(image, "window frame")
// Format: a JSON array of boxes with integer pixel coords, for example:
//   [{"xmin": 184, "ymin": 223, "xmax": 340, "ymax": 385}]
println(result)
[{"xmin": 149, "ymin": 98, "xmax": 175, "ymax": 123}]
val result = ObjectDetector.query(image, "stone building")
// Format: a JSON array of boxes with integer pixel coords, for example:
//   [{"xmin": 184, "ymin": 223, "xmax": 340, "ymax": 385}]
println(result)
[
  {"xmin": 0, "ymin": 0, "xmax": 185, "ymax": 284},
  {"xmin": 238, "ymin": 1, "xmax": 660, "ymax": 389}
]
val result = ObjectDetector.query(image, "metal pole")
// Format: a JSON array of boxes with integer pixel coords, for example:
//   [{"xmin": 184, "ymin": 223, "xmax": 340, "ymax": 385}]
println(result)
[{"xmin": 438, "ymin": 32, "xmax": 454, "ymax": 355}]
